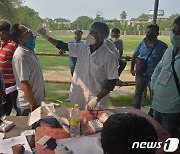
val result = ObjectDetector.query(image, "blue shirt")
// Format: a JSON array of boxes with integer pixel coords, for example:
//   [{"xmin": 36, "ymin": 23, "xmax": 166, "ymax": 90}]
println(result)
[{"xmin": 134, "ymin": 38, "xmax": 168, "ymax": 77}]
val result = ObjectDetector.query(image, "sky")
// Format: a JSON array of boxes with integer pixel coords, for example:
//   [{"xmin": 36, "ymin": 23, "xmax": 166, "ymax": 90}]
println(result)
[{"xmin": 23, "ymin": 0, "xmax": 180, "ymax": 22}]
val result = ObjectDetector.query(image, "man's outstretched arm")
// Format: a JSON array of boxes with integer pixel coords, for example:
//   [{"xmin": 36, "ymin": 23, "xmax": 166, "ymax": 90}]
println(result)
[{"xmin": 37, "ymin": 28, "xmax": 69, "ymax": 51}]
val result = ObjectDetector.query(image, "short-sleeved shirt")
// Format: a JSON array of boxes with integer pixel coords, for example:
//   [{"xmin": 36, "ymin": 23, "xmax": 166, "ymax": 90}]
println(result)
[
  {"xmin": 109, "ymin": 38, "xmax": 124, "ymax": 56},
  {"xmin": 151, "ymin": 46, "xmax": 180, "ymax": 113},
  {"xmin": 68, "ymin": 40, "xmax": 84, "ymax": 68},
  {"xmin": 0, "ymin": 39, "xmax": 18, "ymax": 84},
  {"xmin": 68, "ymin": 43, "xmax": 119, "ymax": 109},
  {"xmin": 133, "ymin": 39, "xmax": 168, "ymax": 77},
  {"xmin": 12, "ymin": 45, "xmax": 45, "ymax": 109},
  {"xmin": 68, "ymin": 40, "xmax": 84, "ymax": 58},
  {"xmin": 104, "ymin": 39, "xmax": 119, "ymax": 59}
]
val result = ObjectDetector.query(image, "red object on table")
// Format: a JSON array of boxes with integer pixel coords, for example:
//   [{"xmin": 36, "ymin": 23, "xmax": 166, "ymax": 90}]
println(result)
[
  {"xmin": 35, "ymin": 108, "xmax": 179, "ymax": 154},
  {"xmin": 35, "ymin": 110, "xmax": 104, "ymax": 154}
]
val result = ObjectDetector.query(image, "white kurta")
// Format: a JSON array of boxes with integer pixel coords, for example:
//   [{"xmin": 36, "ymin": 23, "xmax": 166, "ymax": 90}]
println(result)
[{"xmin": 68, "ymin": 43, "xmax": 119, "ymax": 109}]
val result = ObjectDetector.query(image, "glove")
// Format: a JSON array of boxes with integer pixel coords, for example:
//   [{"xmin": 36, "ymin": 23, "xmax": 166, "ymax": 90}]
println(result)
[
  {"xmin": 36, "ymin": 28, "xmax": 49, "ymax": 40},
  {"xmin": 55, "ymin": 144, "xmax": 73, "ymax": 154},
  {"xmin": 87, "ymin": 97, "xmax": 99, "ymax": 110}
]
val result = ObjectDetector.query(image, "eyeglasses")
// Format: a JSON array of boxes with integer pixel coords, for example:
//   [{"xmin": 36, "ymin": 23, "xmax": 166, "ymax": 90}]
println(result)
[
  {"xmin": 22, "ymin": 26, "xmax": 36, "ymax": 38},
  {"xmin": 23, "ymin": 27, "xmax": 32, "ymax": 35}
]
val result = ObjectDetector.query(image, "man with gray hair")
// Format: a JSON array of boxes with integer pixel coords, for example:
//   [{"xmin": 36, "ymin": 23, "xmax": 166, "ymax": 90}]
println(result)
[{"xmin": 37, "ymin": 22, "xmax": 119, "ymax": 110}]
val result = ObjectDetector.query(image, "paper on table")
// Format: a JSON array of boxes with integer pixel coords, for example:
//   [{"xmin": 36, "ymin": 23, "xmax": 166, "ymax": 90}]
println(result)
[
  {"xmin": 5, "ymin": 85, "xmax": 17, "ymax": 95},
  {"xmin": 27, "ymin": 106, "xmax": 41, "ymax": 126},
  {"xmin": 21, "ymin": 130, "xmax": 35, "ymax": 136},
  {"xmin": 56, "ymin": 133, "xmax": 103, "ymax": 154},
  {"xmin": 0, "ymin": 135, "xmax": 33, "ymax": 154}
]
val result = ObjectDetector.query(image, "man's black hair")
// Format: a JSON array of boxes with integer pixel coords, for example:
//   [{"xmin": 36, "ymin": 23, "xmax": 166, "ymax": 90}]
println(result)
[
  {"xmin": 147, "ymin": 24, "xmax": 159, "ymax": 32},
  {"xmin": 75, "ymin": 30, "xmax": 83, "ymax": 35},
  {"xmin": 173, "ymin": 16, "xmax": 180, "ymax": 25},
  {"xmin": 10, "ymin": 24, "xmax": 22, "ymax": 43},
  {"xmin": 0, "ymin": 20, "xmax": 11, "ymax": 33},
  {"xmin": 101, "ymin": 113, "xmax": 158, "ymax": 154},
  {"xmin": 112, "ymin": 28, "xmax": 120, "ymax": 34}
]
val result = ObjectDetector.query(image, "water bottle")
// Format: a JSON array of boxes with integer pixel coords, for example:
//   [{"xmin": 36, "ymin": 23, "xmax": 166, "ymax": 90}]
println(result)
[{"xmin": 70, "ymin": 104, "xmax": 80, "ymax": 137}]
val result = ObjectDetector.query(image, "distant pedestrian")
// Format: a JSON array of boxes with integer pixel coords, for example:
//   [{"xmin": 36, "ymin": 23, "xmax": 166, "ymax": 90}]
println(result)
[
  {"xmin": 68, "ymin": 30, "xmax": 84, "ymax": 76},
  {"xmin": 110, "ymin": 28, "xmax": 127, "ymax": 75}
]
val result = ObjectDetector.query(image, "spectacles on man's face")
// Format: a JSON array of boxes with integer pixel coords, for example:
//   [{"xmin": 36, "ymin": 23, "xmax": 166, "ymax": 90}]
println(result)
[
  {"xmin": 23, "ymin": 27, "xmax": 32, "ymax": 35},
  {"xmin": 22, "ymin": 26, "xmax": 36, "ymax": 38}
]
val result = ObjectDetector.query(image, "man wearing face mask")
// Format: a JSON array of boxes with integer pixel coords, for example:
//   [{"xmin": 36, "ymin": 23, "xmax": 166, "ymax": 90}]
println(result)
[
  {"xmin": 10, "ymin": 24, "xmax": 45, "ymax": 116},
  {"xmin": 67, "ymin": 30, "xmax": 84, "ymax": 76},
  {"xmin": 130, "ymin": 24, "xmax": 168, "ymax": 112},
  {"xmin": 0, "ymin": 20, "xmax": 20, "ymax": 115},
  {"xmin": 37, "ymin": 22, "xmax": 119, "ymax": 110},
  {"xmin": 151, "ymin": 16, "xmax": 180, "ymax": 139},
  {"xmin": 109, "ymin": 28, "xmax": 127, "ymax": 85}
]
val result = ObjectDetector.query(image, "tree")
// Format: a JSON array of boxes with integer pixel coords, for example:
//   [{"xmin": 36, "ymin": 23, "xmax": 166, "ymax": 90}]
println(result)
[
  {"xmin": 94, "ymin": 11, "xmax": 105, "ymax": 22},
  {"xmin": 72, "ymin": 16, "xmax": 93, "ymax": 30},
  {"xmin": 165, "ymin": 14, "xmax": 180, "ymax": 30},
  {"xmin": 138, "ymin": 13, "xmax": 149, "ymax": 19},
  {"xmin": 16, "ymin": 6, "xmax": 42, "ymax": 29},
  {"xmin": 120, "ymin": 11, "xmax": 127, "ymax": 20},
  {"xmin": 0, "ymin": 0, "xmax": 22, "ymax": 22}
]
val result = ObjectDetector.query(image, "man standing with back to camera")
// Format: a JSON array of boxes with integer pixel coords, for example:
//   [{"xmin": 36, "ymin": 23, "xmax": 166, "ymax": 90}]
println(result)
[{"xmin": 130, "ymin": 24, "xmax": 168, "ymax": 115}]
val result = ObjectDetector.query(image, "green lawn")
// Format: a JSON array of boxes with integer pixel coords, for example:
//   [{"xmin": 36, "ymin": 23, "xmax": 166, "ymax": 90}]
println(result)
[{"xmin": 35, "ymin": 35, "xmax": 170, "ymax": 108}]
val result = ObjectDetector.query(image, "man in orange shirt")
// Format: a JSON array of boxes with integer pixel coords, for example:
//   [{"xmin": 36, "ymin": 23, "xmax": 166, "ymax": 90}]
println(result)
[{"xmin": 0, "ymin": 20, "xmax": 20, "ymax": 115}]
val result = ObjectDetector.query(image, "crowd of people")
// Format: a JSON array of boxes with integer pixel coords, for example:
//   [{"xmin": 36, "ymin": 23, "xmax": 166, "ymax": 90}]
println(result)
[{"xmin": 0, "ymin": 15, "xmax": 179, "ymax": 153}]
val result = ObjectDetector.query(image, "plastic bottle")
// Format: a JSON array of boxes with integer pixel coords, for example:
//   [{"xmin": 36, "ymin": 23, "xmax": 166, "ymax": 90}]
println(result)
[{"xmin": 70, "ymin": 104, "xmax": 80, "ymax": 137}]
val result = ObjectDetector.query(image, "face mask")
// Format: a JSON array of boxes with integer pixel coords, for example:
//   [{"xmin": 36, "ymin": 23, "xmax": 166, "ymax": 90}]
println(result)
[
  {"xmin": 146, "ymin": 35, "xmax": 157, "ymax": 41},
  {"xmin": 111, "ymin": 38, "xmax": 119, "ymax": 42},
  {"xmin": 86, "ymin": 34, "xmax": 96, "ymax": 45},
  {"xmin": 170, "ymin": 33, "xmax": 180, "ymax": 48},
  {"xmin": 25, "ymin": 38, "xmax": 35, "ymax": 51}
]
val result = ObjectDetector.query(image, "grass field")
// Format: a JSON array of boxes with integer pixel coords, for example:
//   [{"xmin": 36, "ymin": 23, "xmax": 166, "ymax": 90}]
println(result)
[{"xmin": 35, "ymin": 34, "xmax": 171, "ymax": 108}]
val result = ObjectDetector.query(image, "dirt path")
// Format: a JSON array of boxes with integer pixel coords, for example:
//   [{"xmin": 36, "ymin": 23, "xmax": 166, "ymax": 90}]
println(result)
[{"xmin": 43, "ymin": 66, "xmax": 135, "ymax": 96}]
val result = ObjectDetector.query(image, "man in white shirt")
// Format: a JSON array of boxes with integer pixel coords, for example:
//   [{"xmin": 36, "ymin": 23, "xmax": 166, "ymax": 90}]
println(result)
[{"xmin": 37, "ymin": 22, "xmax": 119, "ymax": 110}]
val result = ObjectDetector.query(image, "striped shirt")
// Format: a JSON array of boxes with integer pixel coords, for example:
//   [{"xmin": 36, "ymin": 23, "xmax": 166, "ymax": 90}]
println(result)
[{"xmin": 0, "ymin": 39, "xmax": 18, "ymax": 84}]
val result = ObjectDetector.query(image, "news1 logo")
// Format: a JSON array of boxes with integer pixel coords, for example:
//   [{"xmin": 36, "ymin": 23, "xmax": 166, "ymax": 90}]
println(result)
[
  {"xmin": 164, "ymin": 138, "xmax": 179, "ymax": 152},
  {"xmin": 132, "ymin": 138, "xmax": 179, "ymax": 152}
]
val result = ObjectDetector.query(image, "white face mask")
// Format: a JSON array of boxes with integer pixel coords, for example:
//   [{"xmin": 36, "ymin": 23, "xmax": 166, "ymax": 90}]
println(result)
[
  {"xmin": 111, "ymin": 38, "xmax": 118, "ymax": 42},
  {"xmin": 86, "ymin": 34, "xmax": 96, "ymax": 45}
]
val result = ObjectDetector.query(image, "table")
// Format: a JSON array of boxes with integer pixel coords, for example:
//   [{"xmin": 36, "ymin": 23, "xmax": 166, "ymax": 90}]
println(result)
[
  {"xmin": 4, "ymin": 116, "xmax": 35, "ymax": 149},
  {"xmin": 35, "ymin": 108, "xmax": 180, "ymax": 154},
  {"xmin": 4, "ymin": 116, "xmax": 32, "ymax": 139}
]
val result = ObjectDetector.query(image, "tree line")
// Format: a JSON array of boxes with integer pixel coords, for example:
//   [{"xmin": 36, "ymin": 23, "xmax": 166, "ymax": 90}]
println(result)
[{"xmin": 0, "ymin": 0, "xmax": 179, "ymax": 32}]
